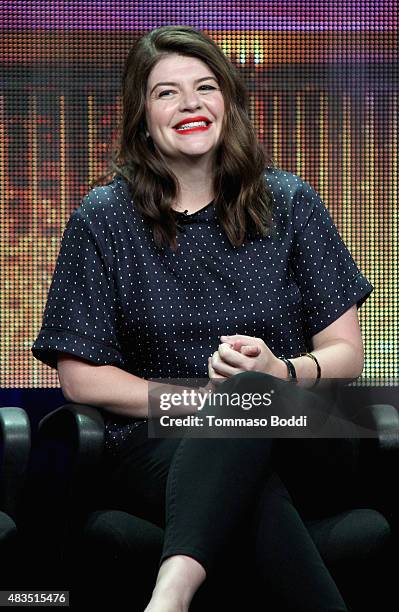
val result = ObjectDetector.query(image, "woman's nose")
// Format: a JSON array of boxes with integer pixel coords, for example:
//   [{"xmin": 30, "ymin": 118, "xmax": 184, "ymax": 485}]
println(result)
[{"xmin": 180, "ymin": 90, "xmax": 202, "ymax": 110}]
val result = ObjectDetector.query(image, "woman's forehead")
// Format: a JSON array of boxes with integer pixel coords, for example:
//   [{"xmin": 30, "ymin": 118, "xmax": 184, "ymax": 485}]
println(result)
[{"xmin": 147, "ymin": 54, "xmax": 215, "ymax": 87}]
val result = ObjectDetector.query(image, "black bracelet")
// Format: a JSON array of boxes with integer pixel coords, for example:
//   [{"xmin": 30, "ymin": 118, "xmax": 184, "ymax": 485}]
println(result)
[
  {"xmin": 299, "ymin": 352, "xmax": 321, "ymax": 387},
  {"xmin": 280, "ymin": 357, "xmax": 297, "ymax": 382}
]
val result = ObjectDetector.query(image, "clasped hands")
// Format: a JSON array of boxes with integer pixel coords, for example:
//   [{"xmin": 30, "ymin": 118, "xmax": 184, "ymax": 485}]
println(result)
[
  {"xmin": 189, "ymin": 334, "xmax": 283, "ymax": 409},
  {"xmin": 207, "ymin": 334, "xmax": 282, "ymax": 383}
]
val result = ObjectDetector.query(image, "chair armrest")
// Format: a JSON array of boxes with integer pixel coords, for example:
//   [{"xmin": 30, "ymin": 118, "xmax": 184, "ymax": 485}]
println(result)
[
  {"xmin": 357, "ymin": 404, "xmax": 399, "ymax": 521},
  {"xmin": 38, "ymin": 404, "xmax": 105, "ymax": 474},
  {"xmin": 361, "ymin": 404, "xmax": 399, "ymax": 452},
  {"xmin": 0, "ymin": 407, "xmax": 31, "ymax": 521}
]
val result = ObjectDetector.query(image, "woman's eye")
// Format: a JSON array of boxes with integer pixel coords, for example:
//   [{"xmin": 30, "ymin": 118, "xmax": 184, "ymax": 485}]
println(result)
[{"xmin": 158, "ymin": 85, "xmax": 217, "ymax": 98}]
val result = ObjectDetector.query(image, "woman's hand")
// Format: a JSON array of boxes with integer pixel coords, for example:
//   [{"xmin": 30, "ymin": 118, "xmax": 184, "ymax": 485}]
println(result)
[{"xmin": 208, "ymin": 334, "xmax": 285, "ymax": 379}]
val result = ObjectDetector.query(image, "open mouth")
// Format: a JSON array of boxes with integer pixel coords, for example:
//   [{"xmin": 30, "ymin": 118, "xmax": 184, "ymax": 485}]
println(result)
[{"xmin": 174, "ymin": 120, "xmax": 212, "ymax": 134}]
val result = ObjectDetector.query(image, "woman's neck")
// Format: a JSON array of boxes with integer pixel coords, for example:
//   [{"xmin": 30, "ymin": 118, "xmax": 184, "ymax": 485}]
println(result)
[
  {"xmin": 166, "ymin": 157, "xmax": 215, "ymax": 213},
  {"xmin": 173, "ymin": 190, "xmax": 214, "ymax": 214}
]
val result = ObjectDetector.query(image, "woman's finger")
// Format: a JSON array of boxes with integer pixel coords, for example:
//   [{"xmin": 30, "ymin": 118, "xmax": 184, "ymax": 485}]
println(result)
[
  {"xmin": 220, "ymin": 334, "xmax": 259, "ymax": 346},
  {"xmin": 240, "ymin": 345, "xmax": 261, "ymax": 356},
  {"xmin": 211, "ymin": 351, "xmax": 241, "ymax": 377},
  {"xmin": 231, "ymin": 340, "xmax": 250, "ymax": 352},
  {"xmin": 217, "ymin": 343, "xmax": 246, "ymax": 367},
  {"xmin": 208, "ymin": 357, "xmax": 225, "ymax": 380},
  {"xmin": 208, "ymin": 358, "xmax": 227, "ymax": 386}
]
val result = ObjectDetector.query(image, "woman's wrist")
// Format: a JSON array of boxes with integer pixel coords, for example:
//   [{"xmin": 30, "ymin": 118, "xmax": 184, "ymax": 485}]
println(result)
[
  {"xmin": 269, "ymin": 357, "xmax": 290, "ymax": 380},
  {"xmin": 290, "ymin": 354, "xmax": 319, "ymax": 387},
  {"xmin": 268, "ymin": 354, "xmax": 320, "ymax": 387}
]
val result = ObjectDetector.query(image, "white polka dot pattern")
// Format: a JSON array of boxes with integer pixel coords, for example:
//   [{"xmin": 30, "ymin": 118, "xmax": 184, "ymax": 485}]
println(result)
[{"xmin": 31, "ymin": 168, "xmax": 373, "ymax": 455}]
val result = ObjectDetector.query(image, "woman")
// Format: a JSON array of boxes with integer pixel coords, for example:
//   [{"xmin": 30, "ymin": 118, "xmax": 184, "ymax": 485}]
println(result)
[{"xmin": 32, "ymin": 26, "xmax": 373, "ymax": 611}]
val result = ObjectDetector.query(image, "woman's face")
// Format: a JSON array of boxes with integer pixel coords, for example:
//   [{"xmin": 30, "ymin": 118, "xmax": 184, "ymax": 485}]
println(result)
[{"xmin": 145, "ymin": 53, "xmax": 225, "ymax": 164}]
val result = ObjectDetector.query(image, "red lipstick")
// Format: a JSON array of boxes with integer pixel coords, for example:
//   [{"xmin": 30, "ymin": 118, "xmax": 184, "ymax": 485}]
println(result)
[
  {"xmin": 175, "ymin": 124, "xmax": 211, "ymax": 135},
  {"xmin": 173, "ymin": 115, "xmax": 211, "ymax": 129},
  {"xmin": 173, "ymin": 116, "xmax": 212, "ymax": 134}
]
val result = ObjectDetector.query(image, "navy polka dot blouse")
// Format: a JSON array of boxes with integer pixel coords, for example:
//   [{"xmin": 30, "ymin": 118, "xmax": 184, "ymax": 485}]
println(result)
[{"xmin": 31, "ymin": 167, "xmax": 373, "ymax": 456}]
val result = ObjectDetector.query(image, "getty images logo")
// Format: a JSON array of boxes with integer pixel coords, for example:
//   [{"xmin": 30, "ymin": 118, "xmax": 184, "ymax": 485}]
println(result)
[{"xmin": 158, "ymin": 388, "xmax": 275, "ymax": 412}]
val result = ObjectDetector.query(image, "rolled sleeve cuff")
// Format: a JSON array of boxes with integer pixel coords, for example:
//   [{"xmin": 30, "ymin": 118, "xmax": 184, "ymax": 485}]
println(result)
[
  {"xmin": 31, "ymin": 328, "xmax": 126, "ymax": 370},
  {"xmin": 304, "ymin": 273, "xmax": 374, "ymax": 337}
]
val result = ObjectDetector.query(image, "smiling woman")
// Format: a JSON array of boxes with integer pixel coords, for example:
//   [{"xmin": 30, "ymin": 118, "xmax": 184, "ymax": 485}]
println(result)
[
  {"xmin": 143, "ymin": 53, "xmax": 225, "ymax": 212},
  {"xmin": 90, "ymin": 25, "xmax": 274, "ymax": 250},
  {"xmin": 31, "ymin": 25, "xmax": 373, "ymax": 612}
]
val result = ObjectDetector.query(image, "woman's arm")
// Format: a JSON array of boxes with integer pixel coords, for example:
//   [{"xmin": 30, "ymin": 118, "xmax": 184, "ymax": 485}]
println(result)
[
  {"xmin": 209, "ymin": 305, "xmax": 365, "ymax": 384},
  {"xmin": 57, "ymin": 354, "xmax": 150, "ymax": 418},
  {"xmin": 291, "ymin": 305, "xmax": 364, "ymax": 381},
  {"xmin": 57, "ymin": 354, "xmax": 208, "ymax": 418}
]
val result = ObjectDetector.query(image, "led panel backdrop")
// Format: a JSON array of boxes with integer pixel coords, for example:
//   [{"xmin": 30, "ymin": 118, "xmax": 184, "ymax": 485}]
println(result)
[{"xmin": 1, "ymin": 1, "xmax": 398, "ymax": 387}]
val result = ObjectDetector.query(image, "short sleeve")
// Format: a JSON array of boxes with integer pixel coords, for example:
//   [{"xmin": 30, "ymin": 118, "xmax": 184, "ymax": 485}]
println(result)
[
  {"xmin": 290, "ymin": 181, "xmax": 373, "ymax": 338},
  {"xmin": 31, "ymin": 208, "xmax": 125, "ymax": 370}
]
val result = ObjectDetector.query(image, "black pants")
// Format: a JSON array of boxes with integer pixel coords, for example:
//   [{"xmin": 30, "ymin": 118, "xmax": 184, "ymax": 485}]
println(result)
[{"xmin": 102, "ymin": 372, "xmax": 348, "ymax": 611}]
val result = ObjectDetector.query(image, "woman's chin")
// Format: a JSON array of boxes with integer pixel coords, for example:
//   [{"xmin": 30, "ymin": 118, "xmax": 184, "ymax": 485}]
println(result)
[{"xmin": 177, "ymin": 144, "xmax": 217, "ymax": 158}]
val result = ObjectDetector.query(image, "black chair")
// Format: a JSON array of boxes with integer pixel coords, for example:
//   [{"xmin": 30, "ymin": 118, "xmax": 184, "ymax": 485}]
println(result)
[
  {"xmin": 36, "ymin": 404, "xmax": 163, "ymax": 610},
  {"xmin": 0, "ymin": 407, "xmax": 31, "ymax": 588},
  {"xmin": 38, "ymin": 400, "xmax": 399, "ymax": 611}
]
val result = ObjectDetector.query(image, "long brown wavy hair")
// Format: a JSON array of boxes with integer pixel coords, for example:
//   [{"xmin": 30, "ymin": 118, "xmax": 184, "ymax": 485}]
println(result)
[{"xmin": 91, "ymin": 26, "xmax": 275, "ymax": 251}]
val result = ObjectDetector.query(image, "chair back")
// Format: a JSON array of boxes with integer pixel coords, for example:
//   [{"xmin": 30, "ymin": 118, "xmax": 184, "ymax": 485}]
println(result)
[{"xmin": 0, "ymin": 407, "xmax": 31, "ymax": 522}]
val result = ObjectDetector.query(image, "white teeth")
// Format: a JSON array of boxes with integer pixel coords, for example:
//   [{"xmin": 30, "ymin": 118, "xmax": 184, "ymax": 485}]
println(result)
[{"xmin": 175, "ymin": 121, "xmax": 209, "ymax": 130}]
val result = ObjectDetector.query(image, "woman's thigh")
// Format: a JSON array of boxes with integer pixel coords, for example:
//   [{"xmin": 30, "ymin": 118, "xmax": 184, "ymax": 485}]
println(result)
[
  {"xmin": 101, "ymin": 372, "xmax": 354, "ymax": 527},
  {"xmin": 100, "ymin": 441, "xmax": 325, "ymax": 532},
  {"xmin": 102, "ymin": 426, "xmax": 272, "ymax": 533}
]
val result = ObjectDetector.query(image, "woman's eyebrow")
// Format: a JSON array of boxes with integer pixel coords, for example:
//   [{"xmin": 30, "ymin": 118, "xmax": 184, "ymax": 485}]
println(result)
[{"xmin": 149, "ymin": 76, "xmax": 218, "ymax": 95}]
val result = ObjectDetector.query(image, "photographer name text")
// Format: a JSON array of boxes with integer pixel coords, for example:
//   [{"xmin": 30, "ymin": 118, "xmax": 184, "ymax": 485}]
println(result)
[{"xmin": 159, "ymin": 415, "xmax": 308, "ymax": 428}]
